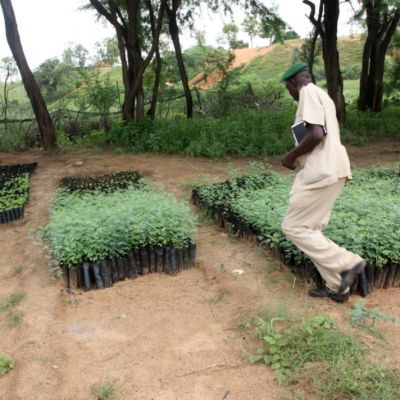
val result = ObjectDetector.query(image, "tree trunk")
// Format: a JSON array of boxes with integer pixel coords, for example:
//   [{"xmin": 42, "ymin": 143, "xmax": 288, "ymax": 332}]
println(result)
[
  {"xmin": 307, "ymin": 1, "xmax": 322, "ymax": 75},
  {"xmin": 112, "ymin": 6, "xmax": 133, "ymax": 121},
  {"xmin": 303, "ymin": 0, "xmax": 346, "ymax": 122},
  {"xmin": 358, "ymin": 22, "xmax": 374, "ymax": 111},
  {"xmin": 3, "ymin": 66, "xmax": 9, "ymax": 133},
  {"xmin": 148, "ymin": 47, "xmax": 161, "ymax": 120},
  {"xmin": 358, "ymin": 1, "xmax": 400, "ymax": 112},
  {"xmin": 147, "ymin": 0, "xmax": 161, "ymax": 120},
  {"xmin": 167, "ymin": 4, "xmax": 193, "ymax": 118},
  {"xmin": 135, "ymin": 79, "xmax": 145, "ymax": 121},
  {"xmin": 0, "ymin": 0, "xmax": 55, "ymax": 148},
  {"xmin": 322, "ymin": 0, "xmax": 346, "ymax": 121}
]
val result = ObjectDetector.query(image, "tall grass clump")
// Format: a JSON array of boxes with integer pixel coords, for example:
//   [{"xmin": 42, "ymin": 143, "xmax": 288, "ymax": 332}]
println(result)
[{"xmin": 248, "ymin": 309, "xmax": 400, "ymax": 400}]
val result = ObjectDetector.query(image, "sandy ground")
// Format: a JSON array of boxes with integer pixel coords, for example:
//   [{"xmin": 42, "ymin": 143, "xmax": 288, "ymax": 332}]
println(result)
[{"xmin": 0, "ymin": 141, "xmax": 399, "ymax": 400}]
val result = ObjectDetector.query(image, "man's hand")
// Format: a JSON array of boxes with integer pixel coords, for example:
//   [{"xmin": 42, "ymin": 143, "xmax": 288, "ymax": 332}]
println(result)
[
  {"xmin": 282, "ymin": 123, "xmax": 325, "ymax": 170},
  {"xmin": 282, "ymin": 152, "xmax": 296, "ymax": 170}
]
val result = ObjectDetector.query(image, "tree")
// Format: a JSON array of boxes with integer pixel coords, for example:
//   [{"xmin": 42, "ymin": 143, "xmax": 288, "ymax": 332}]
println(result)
[
  {"xmin": 0, "ymin": 56, "xmax": 18, "ymax": 132},
  {"xmin": 279, "ymin": 28, "xmax": 300, "ymax": 42},
  {"xmin": 300, "ymin": 27, "xmax": 322, "ymax": 75},
  {"xmin": 147, "ymin": 0, "xmax": 162, "ymax": 119},
  {"xmin": 356, "ymin": 0, "xmax": 400, "ymax": 112},
  {"xmin": 242, "ymin": 16, "xmax": 259, "ymax": 48},
  {"xmin": 223, "ymin": 22, "xmax": 240, "ymax": 48},
  {"xmin": 34, "ymin": 58, "xmax": 75, "ymax": 101},
  {"xmin": 386, "ymin": 28, "xmax": 400, "ymax": 94},
  {"xmin": 304, "ymin": 0, "xmax": 346, "ymax": 122},
  {"xmin": 0, "ymin": 0, "xmax": 55, "ymax": 149},
  {"xmin": 95, "ymin": 36, "xmax": 119, "ymax": 66},
  {"xmin": 62, "ymin": 43, "xmax": 89, "ymax": 69},
  {"xmin": 165, "ymin": 0, "xmax": 194, "ymax": 118},
  {"xmin": 193, "ymin": 29, "xmax": 206, "ymax": 47},
  {"xmin": 88, "ymin": 0, "xmax": 166, "ymax": 122},
  {"xmin": 162, "ymin": 0, "xmax": 286, "ymax": 118},
  {"xmin": 86, "ymin": 76, "xmax": 118, "ymax": 131},
  {"xmin": 257, "ymin": 1, "xmax": 287, "ymax": 44}
]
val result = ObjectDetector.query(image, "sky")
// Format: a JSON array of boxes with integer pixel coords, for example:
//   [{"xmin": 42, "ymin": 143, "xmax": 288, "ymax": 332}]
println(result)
[{"xmin": 0, "ymin": 0, "xmax": 360, "ymax": 70}]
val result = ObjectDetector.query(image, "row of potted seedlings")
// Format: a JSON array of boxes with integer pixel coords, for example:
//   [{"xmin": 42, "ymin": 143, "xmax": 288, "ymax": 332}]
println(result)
[
  {"xmin": 59, "ymin": 170, "xmax": 144, "ymax": 193},
  {"xmin": 48, "ymin": 170, "xmax": 198, "ymax": 291},
  {"xmin": 192, "ymin": 168, "xmax": 400, "ymax": 295},
  {"xmin": 65, "ymin": 243, "xmax": 197, "ymax": 290},
  {"xmin": 0, "ymin": 163, "xmax": 37, "ymax": 224}
]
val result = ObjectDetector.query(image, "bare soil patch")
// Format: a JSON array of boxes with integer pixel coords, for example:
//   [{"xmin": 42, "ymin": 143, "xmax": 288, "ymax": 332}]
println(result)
[
  {"xmin": 190, "ymin": 46, "xmax": 275, "ymax": 90},
  {"xmin": 0, "ymin": 141, "xmax": 399, "ymax": 399}
]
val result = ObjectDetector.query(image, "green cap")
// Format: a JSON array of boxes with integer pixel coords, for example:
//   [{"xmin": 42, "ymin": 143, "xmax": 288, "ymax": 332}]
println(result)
[{"xmin": 282, "ymin": 62, "xmax": 309, "ymax": 81}]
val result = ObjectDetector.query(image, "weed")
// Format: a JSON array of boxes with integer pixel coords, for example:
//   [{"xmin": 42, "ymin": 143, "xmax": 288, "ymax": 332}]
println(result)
[
  {"xmin": 0, "ymin": 291, "xmax": 25, "ymax": 312},
  {"xmin": 0, "ymin": 291, "xmax": 25, "ymax": 329},
  {"xmin": 268, "ymin": 276, "xmax": 279, "ymax": 285},
  {"xmin": 7, "ymin": 312, "xmax": 23, "ymax": 327},
  {"xmin": 208, "ymin": 293, "xmax": 225, "ymax": 305},
  {"xmin": 39, "ymin": 357, "xmax": 50, "ymax": 365},
  {"xmin": 247, "ymin": 308, "xmax": 400, "ymax": 399},
  {"xmin": 350, "ymin": 300, "xmax": 400, "ymax": 331},
  {"xmin": 219, "ymin": 263, "xmax": 225, "ymax": 273},
  {"xmin": 11, "ymin": 266, "xmax": 23, "ymax": 276},
  {"xmin": 91, "ymin": 380, "xmax": 117, "ymax": 400},
  {"xmin": 247, "ymin": 161, "xmax": 271, "ymax": 174},
  {"xmin": 0, "ymin": 354, "xmax": 15, "ymax": 377}
]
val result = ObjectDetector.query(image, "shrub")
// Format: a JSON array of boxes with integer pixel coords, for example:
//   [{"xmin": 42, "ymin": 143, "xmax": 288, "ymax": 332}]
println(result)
[
  {"xmin": 343, "ymin": 105, "xmax": 400, "ymax": 144},
  {"xmin": 109, "ymin": 110, "xmax": 295, "ymax": 158},
  {"xmin": 341, "ymin": 65, "xmax": 361, "ymax": 80}
]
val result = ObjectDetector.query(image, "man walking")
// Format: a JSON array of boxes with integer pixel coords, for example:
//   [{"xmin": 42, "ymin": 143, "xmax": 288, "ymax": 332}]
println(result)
[{"xmin": 281, "ymin": 62, "xmax": 365, "ymax": 303}]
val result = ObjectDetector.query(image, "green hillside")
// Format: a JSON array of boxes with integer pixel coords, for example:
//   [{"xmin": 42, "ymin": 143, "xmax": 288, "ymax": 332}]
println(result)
[
  {"xmin": 0, "ymin": 36, "xmax": 365, "ymax": 115},
  {"xmin": 235, "ymin": 36, "xmax": 364, "ymax": 84}
]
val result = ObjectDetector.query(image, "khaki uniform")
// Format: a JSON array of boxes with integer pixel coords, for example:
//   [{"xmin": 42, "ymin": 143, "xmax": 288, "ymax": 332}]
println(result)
[{"xmin": 282, "ymin": 83, "xmax": 363, "ymax": 292}]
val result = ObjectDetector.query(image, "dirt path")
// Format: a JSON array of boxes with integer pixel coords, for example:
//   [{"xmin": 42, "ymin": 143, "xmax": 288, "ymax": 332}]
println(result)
[{"xmin": 0, "ymin": 144, "xmax": 399, "ymax": 399}]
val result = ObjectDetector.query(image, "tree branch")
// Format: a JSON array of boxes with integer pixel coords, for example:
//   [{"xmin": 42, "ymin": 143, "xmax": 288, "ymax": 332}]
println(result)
[{"xmin": 303, "ymin": 0, "xmax": 325, "ymax": 38}]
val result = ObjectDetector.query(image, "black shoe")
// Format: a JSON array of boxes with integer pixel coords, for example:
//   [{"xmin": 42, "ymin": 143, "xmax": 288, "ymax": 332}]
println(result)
[
  {"xmin": 358, "ymin": 269, "xmax": 369, "ymax": 298},
  {"xmin": 308, "ymin": 287, "xmax": 349, "ymax": 303},
  {"xmin": 339, "ymin": 260, "xmax": 367, "ymax": 293},
  {"xmin": 309, "ymin": 288, "xmax": 329, "ymax": 298}
]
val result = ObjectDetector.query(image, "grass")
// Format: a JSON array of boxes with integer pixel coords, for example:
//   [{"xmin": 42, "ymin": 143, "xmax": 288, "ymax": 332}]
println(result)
[
  {"xmin": 11, "ymin": 266, "xmax": 23, "ymax": 277},
  {"xmin": 91, "ymin": 380, "xmax": 117, "ymax": 400},
  {"xmin": 245, "ymin": 307, "xmax": 400, "ymax": 400},
  {"xmin": 0, "ymin": 291, "xmax": 25, "ymax": 328},
  {"xmin": 0, "ymin": 291, "xmax": 25, "ymax": 312}
]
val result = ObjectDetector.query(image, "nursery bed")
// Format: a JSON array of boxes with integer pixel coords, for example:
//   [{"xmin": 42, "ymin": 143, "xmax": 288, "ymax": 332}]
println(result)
[
  {"xmin": 192, "ymin": 167, "xmax": 400, "ymax": 294},
  {"xmin": 0, "ymin": 162, "xmax": 37, "ymax": 224},
  {"xmin": 46, "ymin": 171, "xmax": 197, "ymax": 291}
]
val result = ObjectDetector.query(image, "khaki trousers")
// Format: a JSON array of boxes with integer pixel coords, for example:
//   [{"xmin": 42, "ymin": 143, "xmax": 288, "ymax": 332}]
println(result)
[{"xmin": 282, "ymin": 178, "xmax": 363, "ymax": 293}]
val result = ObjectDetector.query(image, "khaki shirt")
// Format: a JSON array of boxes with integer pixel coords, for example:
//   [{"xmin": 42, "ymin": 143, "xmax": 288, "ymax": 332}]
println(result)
[{"xmin": 292, "ymin": 83, "xmax": 352, "ymax": 192}]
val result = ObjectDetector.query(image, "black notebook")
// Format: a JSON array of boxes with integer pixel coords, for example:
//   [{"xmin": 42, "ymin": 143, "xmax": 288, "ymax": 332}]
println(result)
[{"xmin": 291, "ymin": 121, "xmax": 308, "ymax": 144}]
